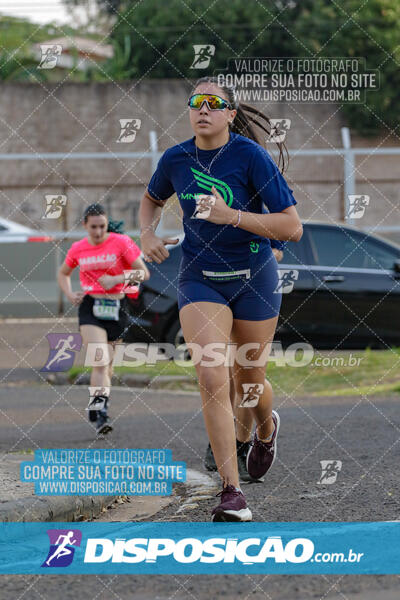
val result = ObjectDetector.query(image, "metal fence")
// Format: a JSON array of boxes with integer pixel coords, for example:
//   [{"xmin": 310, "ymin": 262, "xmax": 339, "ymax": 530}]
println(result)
[
  {"xmin": 1, "ymin": 128, "xmax": 400, "ymax": 237},
  {"xmin": 1, "ymin": 128, "xmax": 400, "ymax": 317}
]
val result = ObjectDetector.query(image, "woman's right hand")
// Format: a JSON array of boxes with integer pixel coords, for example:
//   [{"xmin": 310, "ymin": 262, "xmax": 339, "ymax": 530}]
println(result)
[
  {"xmin": 140, "ymin": 231, "xmax": 179, "ymax": 264},
  {"xmin": 68, "ymin": 291, "xmax": 85, "ymax": 305}
]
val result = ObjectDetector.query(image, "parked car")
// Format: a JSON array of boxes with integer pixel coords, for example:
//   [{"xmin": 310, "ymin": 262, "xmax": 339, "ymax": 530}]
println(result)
[
  {"xmin": 0, "ymin": 217, "xmax": 53, "ymax": 242},
  {"xmin": 124, "ymin": 223, "xmax": 400, "ymax": 349}
]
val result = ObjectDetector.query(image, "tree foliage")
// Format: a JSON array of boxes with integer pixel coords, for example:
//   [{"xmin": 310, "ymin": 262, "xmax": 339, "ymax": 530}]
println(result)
[
  {"xmin": 87, "ymin": 0, "xmax": 399, "ymax": 134},
  {"xmin": 107, "ymin": 0, "xmax": 296, "ymax": 79},
  {"xmin": 291, "ymin": 0, "xmax": 400, "ymax": 135},
  {"xmin": 3, "ymin": 1, "xmax": 399, "ymax": 134},
  {"xmin": 0, "ymin": 15, "xmax": 97, "ymax": 81}
]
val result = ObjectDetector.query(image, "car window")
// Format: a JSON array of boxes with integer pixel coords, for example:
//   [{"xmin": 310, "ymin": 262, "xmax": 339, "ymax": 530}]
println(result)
[
  {"xmin": 280, "ymin": 239, "xmax": 306, "ymax": 265},
  {"xmin": 0, "ymin": 224, "xmax": 7, "ymax": 232},
  {"xmin": 360, "ymin": 238, "xmax": 400, "ymax": 270},
  {"xmin": 309, "ymin": 227, "xmax": 361, "ymax": 268},
  {"xmin": 309, "ymin": 227, "xmax": 400, "ymax": 270}
]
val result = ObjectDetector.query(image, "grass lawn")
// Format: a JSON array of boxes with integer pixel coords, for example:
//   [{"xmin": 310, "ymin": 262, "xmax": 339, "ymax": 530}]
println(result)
[{"xmin": 69, "ymin": 347, "xmax": 400, "ymax": 397}]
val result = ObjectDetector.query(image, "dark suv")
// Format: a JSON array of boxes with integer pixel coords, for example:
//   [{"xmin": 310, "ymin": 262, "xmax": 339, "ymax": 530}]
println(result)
[{"xmin": 124, "ymin": 223, "xmax": 400, "ymax": 349}]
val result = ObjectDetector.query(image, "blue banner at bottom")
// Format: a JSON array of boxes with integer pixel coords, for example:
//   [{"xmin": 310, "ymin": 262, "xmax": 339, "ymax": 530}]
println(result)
[{"xmin": 0, "ymin": 522, "xmax": 399, "ymax": 574}]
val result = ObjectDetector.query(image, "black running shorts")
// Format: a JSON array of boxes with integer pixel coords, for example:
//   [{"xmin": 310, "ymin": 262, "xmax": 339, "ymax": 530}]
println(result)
[{"xmin": 78, "ymin": 295, "xmax": 131, "ymax": 341}]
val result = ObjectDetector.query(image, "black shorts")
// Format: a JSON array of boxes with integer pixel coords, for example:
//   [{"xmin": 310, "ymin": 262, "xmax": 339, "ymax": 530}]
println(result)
[{"xmin": 78, "ymin": 295, "xmax": 131, "ymax": 341}]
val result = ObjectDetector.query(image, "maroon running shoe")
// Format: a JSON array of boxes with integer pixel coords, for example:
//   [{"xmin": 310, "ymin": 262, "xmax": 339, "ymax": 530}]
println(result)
[
  {"xmin": 211, "ymin": 484, "xmax": 252, "ymax": 522},
  {"xmin": 246, "ymin": 410, "xmax": 280, "ymax": 480}
]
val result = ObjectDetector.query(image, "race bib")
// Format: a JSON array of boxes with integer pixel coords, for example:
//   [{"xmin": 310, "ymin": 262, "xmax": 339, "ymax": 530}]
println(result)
[
  {"xmin": 92, "ymin": 298, "xmax": 120, "ymax": 321},
  {"xmin": 202, "ymin": 268, "xmax": 251, "ymax": 282}
]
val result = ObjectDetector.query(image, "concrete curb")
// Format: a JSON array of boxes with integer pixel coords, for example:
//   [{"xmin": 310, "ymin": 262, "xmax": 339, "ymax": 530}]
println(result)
[
  {"xmin": 0, "ymin": 368, "xmax": 196, "ymax": 389},
  {"xmin": 0, "ymin": 494, "xmax": 118, "ymax": 523},
  {"xmin": 48, "ymin": 372, "xmax": 195, "ymax": 389},
  {"xmin": 0, "ymin": 452, "xmax": 119, "ymax": 523},
  {"xmin": 0, "ymin": 458, "xmax": 216, "ymax": 523},
  {"xmin": 0, "ymin": 368, "xmax": 46, "ymax": 383},
  {"xmin": 0, "ymin": 471, "xmax": 216, "ymax": 524}
]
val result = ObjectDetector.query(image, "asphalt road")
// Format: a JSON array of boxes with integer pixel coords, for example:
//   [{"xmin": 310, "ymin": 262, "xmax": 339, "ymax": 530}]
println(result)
[{"xmin": 1, "ymin": 383, "xmax": 400, "ymax": 599}]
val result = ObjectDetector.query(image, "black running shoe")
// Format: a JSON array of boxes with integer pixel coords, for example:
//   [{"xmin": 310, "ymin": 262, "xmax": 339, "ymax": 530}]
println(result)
[
  {"xmin": 237, "ymin": 440, "xmax": 264, "ymax": 483},
  {"xmin": 204, "ymin": 443, "xmax": 217, "ymax": 472},
  {"xmin": 96, "ymin": 411, "xmax": 113, "ymax": 435},
  {"xmin": 88, "ymin": 410, "xmax": 98, "ymax": 423}
]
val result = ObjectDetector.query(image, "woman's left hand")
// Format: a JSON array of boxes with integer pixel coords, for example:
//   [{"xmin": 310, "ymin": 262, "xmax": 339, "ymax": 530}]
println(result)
[
  {"xmin": 201, "ymin": 185, "xmax": 237, "ymax": 226},
  {"xmin": 98, "ymin": 274, "xmax": 118, "ymax": 290}
]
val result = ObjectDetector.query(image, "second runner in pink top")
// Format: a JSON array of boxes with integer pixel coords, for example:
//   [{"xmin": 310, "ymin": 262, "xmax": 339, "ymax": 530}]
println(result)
[{"xmin": 65, "ymin": 232, "xmax": 142, "ymax": 295}]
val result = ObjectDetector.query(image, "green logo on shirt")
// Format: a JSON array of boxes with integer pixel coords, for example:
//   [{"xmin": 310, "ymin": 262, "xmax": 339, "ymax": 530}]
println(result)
[
  {"xmin": 180, "ymin": 193, "xmax": 204, "ymax": 200},
  {"xmin": 250, "ymin": 241, "xmax": 260, "ymax": 253},
  {"xmin": 189, "ymin": 168, "xmax": 234, "ymax": 207}
]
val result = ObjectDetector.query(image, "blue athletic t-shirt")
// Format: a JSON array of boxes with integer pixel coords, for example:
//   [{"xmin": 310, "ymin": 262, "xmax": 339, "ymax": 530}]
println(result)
[{"xmin": 147, "ymin": 131, "xmax": 297, "ymax": 270}]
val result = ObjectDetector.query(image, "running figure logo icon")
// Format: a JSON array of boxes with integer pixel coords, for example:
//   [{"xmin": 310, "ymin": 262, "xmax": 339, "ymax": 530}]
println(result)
[
  {"xmin": 317, "ymin": 460, "xmax": 342, "ymax": 485},
  {"xmin": 123, "ymin": 269, "xmax": 145, "ymax": 295},
  {"xmin": 274, "ymin": 270, "xmax": 299, "ymax": 294},
  {"xmin": 123, "ymin": 269, "xmax": 146, "ymax": 285},
  {"xmin": 239, "ymin": 383, "xmax": 264, "ymax": 408},
  {"xmin": 190, "ymin": 45, "xmax": 215, "ymax": 69},
  {"xmin": 38, "ymin": 44, "xmax": 62, "ymax": 69},
  {"xmin": 42, "ymin": 529, "xmax": 82, "ymax": 568},
  {"xmin": 87, "ymin": 386, "xmax": 110, "ymax": 412},
  {"xmin": 266, "ymin": 119, "xmax": 291, "ymax": 144},
  {"xmin": 192, "ymin": 195, "xmax": 216, "ymax": 219},
  {"xmin": 40, "ymin": 333, "xmax": 82, "ymax": 372},
  {"xmin": 116, "ymin": 119, "xmax": 141, "ymax": 143},
  {"xmin": 347, "ymin": 195, "xmax": 370, "ymax": 219},
  {"xmin": 42, "ymin": 195, "xmax": 67, "ymax": 219}
]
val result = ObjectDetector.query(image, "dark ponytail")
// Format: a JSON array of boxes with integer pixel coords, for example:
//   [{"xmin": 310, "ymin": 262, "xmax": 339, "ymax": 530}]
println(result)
[
  {"xmin": 107, "ymin": 219, "xmax": 125, "ymax": 234},
  {"xmin": 193, "ymin": 76, "xmax": 288, "ymax": 173}
]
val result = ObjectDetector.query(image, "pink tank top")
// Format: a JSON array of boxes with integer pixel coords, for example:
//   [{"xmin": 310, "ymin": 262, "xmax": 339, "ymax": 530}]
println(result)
[{"xmin": 65, "ymin": 233, "xmax": 142, "ymax": 296}]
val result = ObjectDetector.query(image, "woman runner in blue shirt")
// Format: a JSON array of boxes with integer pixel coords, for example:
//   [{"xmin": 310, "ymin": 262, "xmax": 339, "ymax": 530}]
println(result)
[{"xmin": 139, "ymin": 76, "xmax": 302, "ymax": 522}]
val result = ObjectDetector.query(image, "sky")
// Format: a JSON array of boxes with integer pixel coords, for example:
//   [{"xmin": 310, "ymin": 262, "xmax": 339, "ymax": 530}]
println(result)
[{"xmin": 0, "ymin": 0, "xmax": 95, "ymax": 26}]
